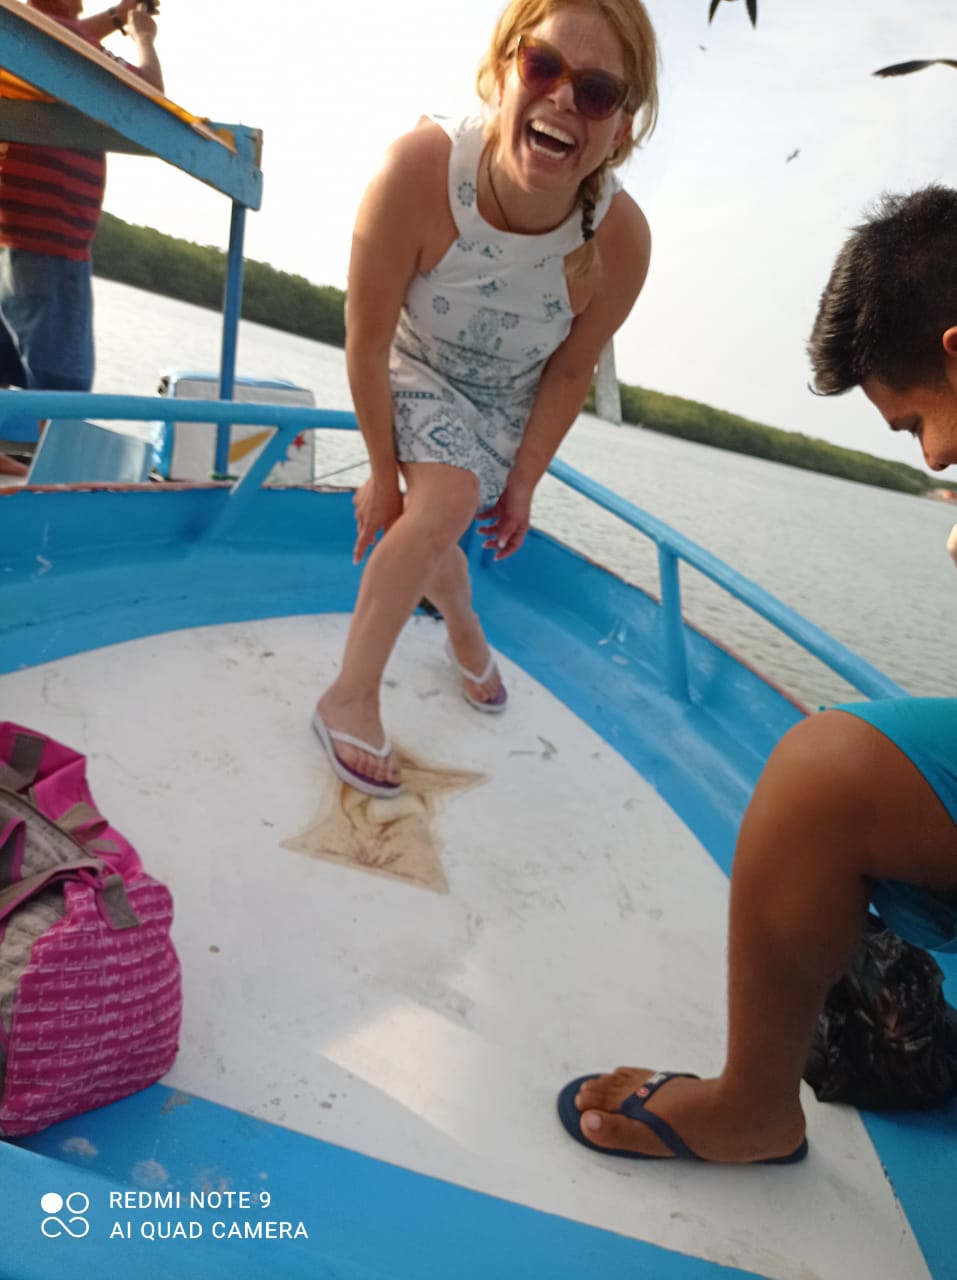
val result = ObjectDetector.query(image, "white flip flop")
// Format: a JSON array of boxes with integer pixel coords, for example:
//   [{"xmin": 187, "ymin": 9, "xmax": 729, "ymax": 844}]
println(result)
[
  {"xmin": 444, "ymin": 639, "xmax": 508, "ymax": 714},
  {"xmin": 311, "ymin": 709, "xmax": 401, "ymax": 798}
]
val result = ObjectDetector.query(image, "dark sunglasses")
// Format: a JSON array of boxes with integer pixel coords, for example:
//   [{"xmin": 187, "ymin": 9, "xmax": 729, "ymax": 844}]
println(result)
[{"xmin": 513, "ymin": 34, "xmax": 630, "ymax": 122}]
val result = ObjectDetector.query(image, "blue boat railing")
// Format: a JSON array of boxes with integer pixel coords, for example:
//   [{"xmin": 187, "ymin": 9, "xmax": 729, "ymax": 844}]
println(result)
[
  {"xmin": 547, "ymin": 458, "xmax": 906, "ymax": 702},
  {"xmin": 0, "ymin": 391, "xmax": 906, "ymax": 703}
]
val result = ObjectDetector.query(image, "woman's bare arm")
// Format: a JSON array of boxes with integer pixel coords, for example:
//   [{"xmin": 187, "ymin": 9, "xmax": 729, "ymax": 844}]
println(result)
[{"xmin": 345, "ymin": 121, "xmax": 451, "ymax": 559}]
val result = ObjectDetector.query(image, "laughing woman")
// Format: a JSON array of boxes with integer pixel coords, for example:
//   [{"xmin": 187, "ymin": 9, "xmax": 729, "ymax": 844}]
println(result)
[{"xmin": 313, "ymin": 0, "xmax": 659, "ymax": 797}]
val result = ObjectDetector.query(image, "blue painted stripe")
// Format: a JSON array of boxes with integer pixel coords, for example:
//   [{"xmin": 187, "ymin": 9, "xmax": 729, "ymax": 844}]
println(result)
[{"xmin": 9, "ymin": 1085, "xmax": 766, "ymax": 1280}]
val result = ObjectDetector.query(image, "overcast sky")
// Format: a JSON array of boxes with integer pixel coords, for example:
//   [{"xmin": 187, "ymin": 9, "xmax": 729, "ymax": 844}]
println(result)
[{"xmin": 99, "ymin": 0, "xmax": 954, "ymax": 472}]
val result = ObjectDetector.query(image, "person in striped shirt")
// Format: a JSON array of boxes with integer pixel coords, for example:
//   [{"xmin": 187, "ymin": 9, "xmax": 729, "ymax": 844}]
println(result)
[{"xmin": 0, "ymin": 0, "xmax": 163, "ymax": 476}]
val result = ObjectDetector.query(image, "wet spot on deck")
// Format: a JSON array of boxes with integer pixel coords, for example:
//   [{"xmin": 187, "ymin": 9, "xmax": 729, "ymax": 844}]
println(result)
[
  {"xmin": 160, "ymin": 1090, "xmax": 193, "ymax": 1115},
  {"xmin": 61, "ymin": 1136, "xmax": 98, "ymax": 1158},
  {"xmin": 131, "ymin": 1158, "xmax": 170, "ymax": 1187},
  {"xmin": 283, "ymin": 746, "xmax": 484, "ymax": 893}
]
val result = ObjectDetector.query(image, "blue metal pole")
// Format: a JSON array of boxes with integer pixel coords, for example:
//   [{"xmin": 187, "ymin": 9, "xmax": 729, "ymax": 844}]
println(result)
[
  {"xmin": 658, "ymin": 545, "xmax": 689, "ymax": 702},
  {"xmin": 214, "ymin": 201, "xmax": 247, "ymax": 478}
]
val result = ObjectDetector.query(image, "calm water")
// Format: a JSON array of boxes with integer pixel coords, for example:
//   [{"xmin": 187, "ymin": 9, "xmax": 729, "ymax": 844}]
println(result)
[{"xmin": 91, "ymin": 277, "xmax": 957, "ymax": 708}]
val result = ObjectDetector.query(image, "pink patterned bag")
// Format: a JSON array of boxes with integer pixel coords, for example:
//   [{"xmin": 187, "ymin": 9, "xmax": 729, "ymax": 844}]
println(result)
[{"xmin": 0, "ymin": 722, "xmax": 181, "ymax": 1137}]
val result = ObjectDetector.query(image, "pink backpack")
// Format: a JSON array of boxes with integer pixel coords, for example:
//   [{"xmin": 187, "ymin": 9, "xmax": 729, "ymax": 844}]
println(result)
[{"xmin": 0, "ymin": 722, "xmax": 181, "ymax": 1136}]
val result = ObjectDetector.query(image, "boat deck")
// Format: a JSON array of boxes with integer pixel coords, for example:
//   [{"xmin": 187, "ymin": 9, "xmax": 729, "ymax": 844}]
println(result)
[{"xmin": 1, "ymin": 613, "xmax": 931, "ymax": 1279}]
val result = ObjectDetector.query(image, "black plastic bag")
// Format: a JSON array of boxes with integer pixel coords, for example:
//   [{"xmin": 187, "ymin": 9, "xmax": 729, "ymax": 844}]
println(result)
[{"xmin": 804, "ymin": 915, "xmax": 957, "ymax": 1111}]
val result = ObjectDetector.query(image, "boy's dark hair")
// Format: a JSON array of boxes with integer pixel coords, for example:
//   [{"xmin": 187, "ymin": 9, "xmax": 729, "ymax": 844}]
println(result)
[{"xmin": 808, "ymin": 185, "xmax": 957, "ymax": 395}]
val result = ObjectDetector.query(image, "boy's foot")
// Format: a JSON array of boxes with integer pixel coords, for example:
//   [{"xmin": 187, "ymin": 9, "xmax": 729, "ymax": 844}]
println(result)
[{"xmin": 564, "ymin": 1067, "xmax": 807, "ymax": 1164}]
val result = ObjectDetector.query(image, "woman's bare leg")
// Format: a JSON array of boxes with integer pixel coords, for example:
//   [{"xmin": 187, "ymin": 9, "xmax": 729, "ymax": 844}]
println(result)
[
  {"xmin": 318, "ymin": 463, "xmax": 480, "ymax": 783},
  {"xmin": 570, "ymin": 710, "xmax": 957, "ymax": 1161},
  {"xmin": 422, "ymin": 544, "xmax": 504, "ymax": 706}
]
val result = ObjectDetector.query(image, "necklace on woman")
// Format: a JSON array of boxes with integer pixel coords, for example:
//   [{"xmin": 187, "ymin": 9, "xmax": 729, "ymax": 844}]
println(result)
[
  {"xmin": 485, "ymin": 147, "xmax": 514, "ymax": 233},
  {"xmin": 484, "ymin": 145, "xmax": 581, "ymax": 236}
]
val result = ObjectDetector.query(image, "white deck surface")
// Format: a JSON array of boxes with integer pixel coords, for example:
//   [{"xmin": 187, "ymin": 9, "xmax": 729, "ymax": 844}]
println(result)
[{"xmin": 0, "ymin": 614, "xmax": 930, "ymax": 1280}]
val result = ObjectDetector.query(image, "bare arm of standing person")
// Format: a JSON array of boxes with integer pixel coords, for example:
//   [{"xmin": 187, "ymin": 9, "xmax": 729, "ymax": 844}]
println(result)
[
  {"xmin": 345, "ymin": 123, "xmax": 446, "ymax": 563},
  {"xmin": 77, "ymin": 0, "xmax": 142, "ymax": 42},
  {"xmin": 479, "ymin": 193, "xmax": 651, "ymax": 559},
  {"xmin": 78, "ymin": 1, "xmax": 164, "ymax": 92},
  {"xmin": 122, "ymin": 3, "xmax": 163, "ymax": 91}
]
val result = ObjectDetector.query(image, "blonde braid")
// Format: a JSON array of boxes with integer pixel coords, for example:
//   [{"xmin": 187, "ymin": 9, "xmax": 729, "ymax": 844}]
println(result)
[
  {"xmin": 580, "ymin": 170, "xmax": 603, "ymax": 242},
  {"xmin": 566, "ymin": 169, "xmax": 606, "ymax": 280}
]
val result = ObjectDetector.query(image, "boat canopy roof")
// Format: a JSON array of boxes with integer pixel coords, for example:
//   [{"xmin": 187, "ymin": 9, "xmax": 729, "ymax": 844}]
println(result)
[{"xmin": 0, "ymin": 0, "xmax": 262, "ymax": 208}]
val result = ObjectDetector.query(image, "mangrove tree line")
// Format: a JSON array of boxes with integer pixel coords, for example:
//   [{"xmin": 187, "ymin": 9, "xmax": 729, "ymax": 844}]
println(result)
[{"xmin": 93, "ymin": 213, "xmax": 952, "ymax": 497}]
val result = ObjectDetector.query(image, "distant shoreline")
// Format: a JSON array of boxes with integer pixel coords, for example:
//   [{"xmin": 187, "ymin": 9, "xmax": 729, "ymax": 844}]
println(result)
[{"xmin": 94, "ymin": 212, "xmax": 956, "ymax": 500}]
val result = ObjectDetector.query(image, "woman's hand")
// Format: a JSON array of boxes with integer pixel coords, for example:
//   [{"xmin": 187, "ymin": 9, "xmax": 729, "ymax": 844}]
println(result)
[
  {"xmin": 477, "ymin": 477, "xmax": 534, "ymax": 561},
  {"xmin": 352, "ymin": 476, "xmax": 403, "ymax": 564}
]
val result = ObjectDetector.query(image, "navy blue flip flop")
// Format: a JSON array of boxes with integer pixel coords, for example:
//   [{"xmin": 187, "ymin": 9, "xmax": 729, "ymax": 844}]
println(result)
[{"xmin": 557, "ymin": 1071, "xmax": 809, "ymax": 1165}]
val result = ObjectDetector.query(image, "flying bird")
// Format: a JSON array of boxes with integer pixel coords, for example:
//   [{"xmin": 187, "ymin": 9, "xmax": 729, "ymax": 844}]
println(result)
[
  {"xmin": 873, "ymin": 58, "xmax": 957, "ymax": 78},
  {"xmin": 785, "ymin": 148, "xmax": 800, "ymax": 163},
  {"xmin": 701, "ymin": 2, "xmax": 955, "ymax": 81},
  {"xmin": 708, "ymin": 0, "xmax": 758, "ymax": 26}
]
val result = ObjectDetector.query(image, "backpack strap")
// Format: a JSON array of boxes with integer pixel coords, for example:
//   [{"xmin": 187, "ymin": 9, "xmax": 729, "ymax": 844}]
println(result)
[
  {"xmin": 0, "ymin": 786, "xmax": 107, "ymax": 890},
  {"xmin": 0, "ymin": 731, "xmax": 44, "ymax": 792},
  {"xmin": 97, "ymin": 874, "xmax": 141, "ymax": 930},
  {"xmin": 56, "ymin": 802, "xmax": 109, "ymax": 844},
  {"xmin": 0, "ymin": 731, "xmax": 115, "ymax": 853},
  {"xmin": 0, "ymin": 783, "xmax": 138, "ymax": 931},
  {"xmin": 0, "ymin": 858, "xmax": 104, "ymax": 925},
  {"xmin": 0, "ymin": 817, "xmax": 25, "ymax": 889}
]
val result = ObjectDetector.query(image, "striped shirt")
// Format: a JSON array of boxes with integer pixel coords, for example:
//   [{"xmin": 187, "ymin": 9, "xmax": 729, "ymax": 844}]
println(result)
[
  {"xmin": 0, "ymin": 143, "xmax": 106, "ymax": 261},
  {"xmin": 0, "ymin": 17, "xmax": 107, "ymax": 262}
]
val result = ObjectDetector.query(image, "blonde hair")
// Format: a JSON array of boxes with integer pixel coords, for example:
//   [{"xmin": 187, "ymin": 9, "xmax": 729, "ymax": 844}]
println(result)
[
  {"xmin": 476, "ymin": 0, "xmax": 659, "ymax": 162},
  {"xmin": 476, "ymin": 0, "xmax": 659, "ymax": 277}
]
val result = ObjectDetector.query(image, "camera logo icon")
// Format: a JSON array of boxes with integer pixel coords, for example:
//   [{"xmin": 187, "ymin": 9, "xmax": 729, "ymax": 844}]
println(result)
[{"xmin": 40, "ymin": 1191, "xmax": 90, "ymax": 1239}]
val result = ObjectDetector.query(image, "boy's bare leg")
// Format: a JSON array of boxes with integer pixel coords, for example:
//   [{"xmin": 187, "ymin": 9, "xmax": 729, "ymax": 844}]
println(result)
[{"xmin": 571, "ymin": 710, "xmax": 957, "ymax": 1161}]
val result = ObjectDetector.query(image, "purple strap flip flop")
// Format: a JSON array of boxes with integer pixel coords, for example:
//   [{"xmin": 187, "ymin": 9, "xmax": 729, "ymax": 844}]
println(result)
[
  {"xmin": 445, "ymin": 639, "xmax": 508, "ymax": 714},
  {"xmin": 311, "ymin": 709, "xmax": 401, "ymax": 799}
]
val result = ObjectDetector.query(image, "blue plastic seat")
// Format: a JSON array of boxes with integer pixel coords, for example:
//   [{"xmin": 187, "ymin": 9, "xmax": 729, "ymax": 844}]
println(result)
[{"xmin": 26, "ymin": 419, "xmax": 152, "ymax": 485}]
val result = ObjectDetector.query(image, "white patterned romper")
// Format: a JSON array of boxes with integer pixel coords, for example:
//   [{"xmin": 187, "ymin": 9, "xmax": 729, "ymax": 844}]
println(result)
[{"xmin": 391, "ymin": 115, "xmax": 619, "ymax": 508}]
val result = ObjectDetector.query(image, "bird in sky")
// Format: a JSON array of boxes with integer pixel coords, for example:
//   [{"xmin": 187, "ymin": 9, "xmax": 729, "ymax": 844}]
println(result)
[
  {"xmin": 873, "ymin": 58, "xmax": 957, "ymax": 78},
  {"xmin": 703, "ymin": 2, "xmax": 955, "ymax": 82},
  {"xmin": 785, "ymin": 148, "xmax": 800, "ymax": 163},
  {"xmin": 708, "ymin": 0, "xmax": 757, "ymax": 26}
]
